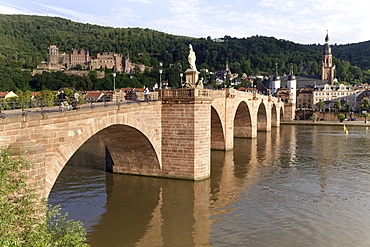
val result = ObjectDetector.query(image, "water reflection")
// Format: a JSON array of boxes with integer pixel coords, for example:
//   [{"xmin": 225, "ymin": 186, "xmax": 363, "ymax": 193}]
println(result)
[{"xmin": 49, "ymin": 125, "xmax": 370, "ymax": 246}]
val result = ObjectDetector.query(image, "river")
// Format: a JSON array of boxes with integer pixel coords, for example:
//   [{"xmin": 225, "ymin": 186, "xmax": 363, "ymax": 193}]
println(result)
[{"xmin": 48, "ymin": 125, "xmax": 370, "ymax": 246}]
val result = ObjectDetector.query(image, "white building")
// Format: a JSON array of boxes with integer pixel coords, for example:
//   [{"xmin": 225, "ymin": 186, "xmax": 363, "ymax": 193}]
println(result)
[{"xmin": 313, "ymin": 84, "xmax": 358, "ymax": 110}]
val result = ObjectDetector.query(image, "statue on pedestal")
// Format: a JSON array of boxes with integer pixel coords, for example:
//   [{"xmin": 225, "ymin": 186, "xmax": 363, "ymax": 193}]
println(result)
[
  {"xmin": 188, "ymin": 44, "xmax": 197, "ymax": 71},
  {"xmin": 182, "ymin": 44, "xmax": 203, "ymax": 89}
]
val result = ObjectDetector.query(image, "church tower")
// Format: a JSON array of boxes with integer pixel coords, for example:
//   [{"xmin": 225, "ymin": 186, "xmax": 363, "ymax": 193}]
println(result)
[{"xmin": 321, "ymin": 32, "xmax": 335, "ymax": 85}]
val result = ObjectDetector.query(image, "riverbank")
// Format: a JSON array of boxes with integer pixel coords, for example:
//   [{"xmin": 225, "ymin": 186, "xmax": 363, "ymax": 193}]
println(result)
[{"xmin": 281, "ymin": 120, "xmax": 370, "ymax": 127}]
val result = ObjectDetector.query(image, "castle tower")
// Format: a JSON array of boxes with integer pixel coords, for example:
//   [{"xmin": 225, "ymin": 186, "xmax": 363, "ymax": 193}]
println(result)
[
  {"xmin": 47, "ymin": 45, "xmax": 59, "ymax": 65},
  {"xmin": 271, "ymin": 64, "xmax": 281, "ymax": 95},
  {"xmin": 287, "ymin": 67, "xmax": 297, "ymax": 104},
  {"xmin": 321, "ymin": 32, "xmax": 335, "ymax": 85}
]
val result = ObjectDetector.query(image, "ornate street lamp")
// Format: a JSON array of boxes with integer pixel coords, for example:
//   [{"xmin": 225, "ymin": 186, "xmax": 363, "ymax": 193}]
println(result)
[
  {"xmin": 159, "ymin": 69, "xmax": 163, "ymax": 89},
  {"xmin": 180, "ymin": 73, "xmax": 183, "ymax": 88},
  {"xmin": 112, "ymin": 73, "xmax": 116, "ymax": 91}
]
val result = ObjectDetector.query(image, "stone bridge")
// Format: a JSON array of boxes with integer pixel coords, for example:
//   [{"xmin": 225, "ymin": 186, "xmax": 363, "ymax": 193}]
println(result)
[{"xmin": 0, "ymin": 88, "xmax": 293, "ymax": 197}]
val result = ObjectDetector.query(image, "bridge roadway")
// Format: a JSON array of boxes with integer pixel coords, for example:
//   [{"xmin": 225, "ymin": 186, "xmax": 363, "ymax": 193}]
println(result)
[{"xmin": 0, "ymin": 88, "xmax": 293, "ymax": 197}]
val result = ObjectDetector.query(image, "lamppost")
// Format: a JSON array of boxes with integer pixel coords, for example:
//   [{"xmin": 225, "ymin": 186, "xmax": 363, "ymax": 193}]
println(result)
[
  {"xmin": 112, "ymin": 73, "xmax": 116, "ymax": 91},
  {"xmin": 180, "ymin": 73, "xmax": 183, "ymax": 88},
  {"xmin": 159, "ymin": 69, "xmax": 163, "ymax": 89}
]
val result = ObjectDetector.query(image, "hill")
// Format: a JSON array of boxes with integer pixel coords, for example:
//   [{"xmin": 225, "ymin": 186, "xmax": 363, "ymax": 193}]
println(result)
[{"xmin": 0, "ymin": 14, "xmax": 369, "ymax": 92}]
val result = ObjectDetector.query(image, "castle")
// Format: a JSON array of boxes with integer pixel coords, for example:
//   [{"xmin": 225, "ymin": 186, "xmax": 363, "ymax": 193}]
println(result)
[{"xmin": 38, "ymin": 45, "xmax": 151, "ymax": 74}]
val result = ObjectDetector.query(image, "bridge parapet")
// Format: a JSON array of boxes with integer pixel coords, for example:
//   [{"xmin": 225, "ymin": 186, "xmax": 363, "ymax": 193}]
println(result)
[
  {"xmin": 212, "ymin": 88, "xmax": 282, "ymax": 104},
  {"xmin": 160, "ymin": 88, "xmax": 213, "ymax": 101}
]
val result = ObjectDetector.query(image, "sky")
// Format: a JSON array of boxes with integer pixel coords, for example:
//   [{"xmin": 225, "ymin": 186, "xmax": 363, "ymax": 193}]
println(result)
[{"xmin": 1, "ymin": 0, "xmax": 369, "ymax": 45}]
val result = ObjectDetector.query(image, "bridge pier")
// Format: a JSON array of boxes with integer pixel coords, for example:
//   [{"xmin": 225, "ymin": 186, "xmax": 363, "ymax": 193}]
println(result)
[
  {"xmin": 283, "ymin": 102, "xmax": 296, "ymax": 121},
  {"xmin": 161, "ymin": 89, "xmax": 213, "ymax": 180}
]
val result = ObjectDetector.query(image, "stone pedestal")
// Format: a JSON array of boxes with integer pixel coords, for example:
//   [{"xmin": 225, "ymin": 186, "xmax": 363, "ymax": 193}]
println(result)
[{"xmin": 183, "ymin": 69, "xmax": 202, "ymax": 89}]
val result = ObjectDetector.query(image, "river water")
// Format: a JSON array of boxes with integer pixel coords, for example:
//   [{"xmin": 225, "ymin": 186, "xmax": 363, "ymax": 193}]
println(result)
[{"xmin": 48, "ymin": 125, "xmax": 370, "ymax": 247}]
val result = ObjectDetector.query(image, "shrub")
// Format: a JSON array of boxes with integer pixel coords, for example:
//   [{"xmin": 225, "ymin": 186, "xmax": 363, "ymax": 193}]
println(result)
[
  {"xmin": 338, "ymin": 114, "xmax": 345, "ymax": 121},
  {"xmin": 0, "ymin": 150, "xmax": 88, "ymax": 246}
]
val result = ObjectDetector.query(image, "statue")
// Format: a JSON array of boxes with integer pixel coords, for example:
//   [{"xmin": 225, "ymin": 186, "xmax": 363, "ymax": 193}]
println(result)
[
  {"xmin": 182, "ymin": 44, "xmax": 201, "ymax": 89},
  {"xmin": 188, "ymin": 44, "xmax": 197, "ymax": 71}
]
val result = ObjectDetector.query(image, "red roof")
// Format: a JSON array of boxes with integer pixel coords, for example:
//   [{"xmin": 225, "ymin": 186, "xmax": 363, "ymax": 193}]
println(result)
[
  {"xmin": 85, "ymin": 91, "xmax": 104, "ymax": 98},
  {"xmin": 119, "ymin": 88, "xmax": 145, "ymax": 93}
]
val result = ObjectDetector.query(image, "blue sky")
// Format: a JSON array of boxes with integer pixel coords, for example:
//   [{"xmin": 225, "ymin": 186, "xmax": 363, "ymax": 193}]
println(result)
[{"xmin": 1, "ymin": 0, "xmax": 369, "ymax": 45}]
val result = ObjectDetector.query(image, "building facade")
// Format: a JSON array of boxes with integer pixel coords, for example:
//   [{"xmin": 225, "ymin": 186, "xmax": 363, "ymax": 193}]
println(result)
[
  {"xmin": 297, "ymin": 88, "xmax": 313, "ymax": 109},
  {"xmin": 313, "ymin": 84, "xmax": 358, "ymax": 110}
]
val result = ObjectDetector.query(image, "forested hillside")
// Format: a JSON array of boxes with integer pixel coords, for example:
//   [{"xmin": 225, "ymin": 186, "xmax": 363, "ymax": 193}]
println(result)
[{"xmin": 0, "ymin": 14, "xmax": 369, "ymax": 92}]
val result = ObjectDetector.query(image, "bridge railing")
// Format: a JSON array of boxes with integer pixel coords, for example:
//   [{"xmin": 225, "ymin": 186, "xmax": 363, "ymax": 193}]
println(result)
[
  {"xmin": 0, "ymin": 95, "xmax": 159, "ymax": 119},
  {"xmin": 160, "ymin": 88, "xmax": 212, "ymax": 99}
]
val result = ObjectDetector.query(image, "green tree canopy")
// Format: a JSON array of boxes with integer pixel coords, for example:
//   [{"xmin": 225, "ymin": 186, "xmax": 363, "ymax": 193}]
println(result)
[
  {"xmin": 316, "ymin": 99, "xmax": 325, "ymax": 109},
  {"xmin": 0, "ymin": 150, "xmax": 88, "ymax": 246},
  {"xmin": 334, "ymin": 100, "xmax": 342, "ymax": 110}
]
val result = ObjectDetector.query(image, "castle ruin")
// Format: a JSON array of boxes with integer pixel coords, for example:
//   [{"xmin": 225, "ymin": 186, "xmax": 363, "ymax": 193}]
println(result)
[{"xmin": 40, "ymin": 45, "xmax": 151, "ymax": 74}]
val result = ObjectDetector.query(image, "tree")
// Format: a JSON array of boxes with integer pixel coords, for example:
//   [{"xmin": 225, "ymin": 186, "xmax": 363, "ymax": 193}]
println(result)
[
  {"xmin": 361, "ymin": 98, "xmax": 370, "ymax": 111},
  {"xmin": 310, "ymin": 113, "xmax": 319, "ymax": 122},
  {"xmin": 344, "ymin": 100, "xmax": 351, "ymax": 112},
  {"xmin": 363, "ymin": 112, "xmax": 370, "ymax": 123},
  {"xmin": 338, "ymin": 113, "xmax": 345, "ymax": 122},
  {"xmin": 334, "ymin": 100, "xmax": 342, "ymax": 111},
  {"xmin": 0, "ymin": 150, "xmax": 88, "ymax": 246},
  {"xmin": 316, "ymin": 99, "xmax": 324, "ymax": 110}
]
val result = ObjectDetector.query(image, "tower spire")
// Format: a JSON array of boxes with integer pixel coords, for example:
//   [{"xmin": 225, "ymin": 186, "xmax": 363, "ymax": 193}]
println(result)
[{"xmin": 325, "ymin": 30, "xmax": 329, "ymax": 43}]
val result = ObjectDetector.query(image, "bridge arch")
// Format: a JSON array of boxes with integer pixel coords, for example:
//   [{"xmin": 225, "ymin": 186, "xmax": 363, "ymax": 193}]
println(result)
[
  {"xmin": 257, "ymin": 102, "xmax": 269, "ymax": 131},
  {"xmin": 211, "ymin": 106, "xmax": 225, "ymax": 150},
  {"xmin": 49, "ymin": 122, "xmax": 161, "ymax": 197},
  {"xmin": 2, "ymin": 103, "xmax": 163, "ymax": 197},
  {"xmin": 234, "ymin": 101, "xmax": 253, "ymax": 138},
  {"xmin": 271, "ymin": 104, "xmax": 278, "ymax": 127},
  {"xmin": 97, "ymin": 124, "xmax": 161, "ymax": 173},
  {"xmin": 280, "ymin": 106, "xmax": 285, "ymax": 121}
]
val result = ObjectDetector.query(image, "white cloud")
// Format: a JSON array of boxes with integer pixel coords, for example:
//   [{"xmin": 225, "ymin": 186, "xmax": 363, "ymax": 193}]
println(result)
[{"xmin": 0, "ymin": 3, "xmax": 37, "ymax": 15}]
